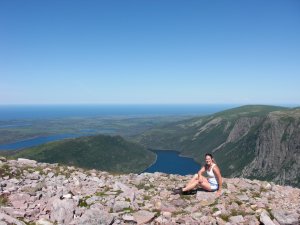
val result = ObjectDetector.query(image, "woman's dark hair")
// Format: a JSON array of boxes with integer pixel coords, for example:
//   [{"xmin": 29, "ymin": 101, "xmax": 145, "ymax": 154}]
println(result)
[{"xmin": 205, "ymin": 153, "xmax": 213, "ymax": 159}]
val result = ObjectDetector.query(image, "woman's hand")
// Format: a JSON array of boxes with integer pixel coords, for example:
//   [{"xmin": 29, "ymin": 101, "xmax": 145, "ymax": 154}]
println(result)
[
  {"xmin": 198, "ymin": 175, "xmax": 204, "ymax": 184},
  {"xmin": 216, "ymin": 189, "xmax": 222, "ymax": 197}
]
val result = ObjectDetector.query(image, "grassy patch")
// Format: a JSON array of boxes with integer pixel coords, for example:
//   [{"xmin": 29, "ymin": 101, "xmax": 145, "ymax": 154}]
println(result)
[
  {"xmin": 260, "ymin": 187, "xmax": 268, "ymax": 192},
  {"xmin": 12, "ymin": 168, "xmax": 23, "ymax": 179},
  {"xmin": 252, "ymin": 192, "xmax": 260, "ymax": 198},
  {"xmin": 138, "ymin": 202, "xmax": 145, "ymax": 207},
  {"xmin": 95, "ymin": 191, "xmax": 107, "ymax": 197},
  {"xmin": 0, "ymin": 164, "xmax": 11, "ymax": 177},
  {"xmin": 0, "ymin": 163, "xmax": 23, "ymax": 179},
  {"xmin": 78, "ymin": 196, "xmax": 91, "ymax": 208},
  {"xmin": 136, "ymin": 183, "xmax": 154, "ymax": 190},
  {"xmin": 212, "ymin": 207, "xmax": 219, "ymax": 213},
  {"xmin": 17, "ymin": 217, "xmax": 36, "ymax": 225},
  {"xmin": 240, "ymin": 188, "xmax": 247, "ymax": 193},
  {"xmin": 123, "ymin": 207, "xmax": 135, "ymax": 213},
  {"xmin": 230, "ymin": 209, "xmax": 247, "ymax": 217},
  {"xmin": 0, "ymin": 195, "xmax": 8, "ymax": 206},
  {"xmin": 209, "ymin": 199, "xmax": 219, "ymax": 207},
  {"xmin": 266, "ymin": 208, "xmax": 275, "ymax": 220},
  {"xmin": 173, "ymin": 210, "xmax": 188, "ymax": 216},
  {"xmin": 34, "ymin": 166, "xmax": 46, "ymax": 175},
  {"xmin": 234, "ymin": 200, "xmax": 243, "ymax": 206},
  {"xmin": 220, "ymin": 214, "xmax": 229, "ymax": 222},
  {"xmin": 115, "ymin": 190, "xmax": 123, "ymax": 196},
  {"xmin": 181, "ymin": 194, "xmax": 192, "ymax": 200},
  {"xmin": 152, "ymin": 209, "xmax": 161, "ymax": 217},
  {"xmin": 143, "ymin": 195, "xmax": 151, "ymax": 201},
  {"xmin": 17, "ymin": 218, "xmax": 37, "ymax": 225}
]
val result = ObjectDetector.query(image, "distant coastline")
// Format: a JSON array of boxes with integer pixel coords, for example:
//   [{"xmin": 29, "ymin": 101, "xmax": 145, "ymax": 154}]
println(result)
[
  {"xmin": 0, "ymin": 104, "xmax": 237, "ymax": 120},
  {"xmin": 0, "ymin": 134, "xmax": 81, "ymax": 151}
]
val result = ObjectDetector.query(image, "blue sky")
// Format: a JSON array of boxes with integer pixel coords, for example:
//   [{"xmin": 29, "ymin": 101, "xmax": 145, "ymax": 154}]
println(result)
[{"xmin": 0, "ymin": 0, "xmax": 299, "ymax": 105}]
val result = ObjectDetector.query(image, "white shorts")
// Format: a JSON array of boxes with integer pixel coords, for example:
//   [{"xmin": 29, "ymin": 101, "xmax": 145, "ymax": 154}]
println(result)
[{"xmin": 208, "ymin": 180, "xmax": 218, "ymax": 191}]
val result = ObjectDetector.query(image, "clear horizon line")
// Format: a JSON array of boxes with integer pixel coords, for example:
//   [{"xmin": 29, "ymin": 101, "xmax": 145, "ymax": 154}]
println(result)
[{"xmin": 0, "ymin": 103, "xmax": 299, "ymax": 107}]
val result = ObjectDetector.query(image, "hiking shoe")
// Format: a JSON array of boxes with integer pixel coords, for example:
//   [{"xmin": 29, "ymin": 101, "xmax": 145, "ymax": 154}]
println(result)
[
  {"xmin": 172, "ymin": 188, "xmax": 183, "ymax": 195},
  {"xmin": 182, "ymin": 189, "xmax": 197, "ymax": 195}
]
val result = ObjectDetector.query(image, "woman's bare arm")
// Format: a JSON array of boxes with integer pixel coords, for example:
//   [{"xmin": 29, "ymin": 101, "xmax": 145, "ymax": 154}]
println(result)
[
  {"xmin": 197, "ymin": 166, "xmax": 205, "ymax": 182},
  {"xmin": 213, "ymin": 165, "xmax": 222, "ymax": 195}
]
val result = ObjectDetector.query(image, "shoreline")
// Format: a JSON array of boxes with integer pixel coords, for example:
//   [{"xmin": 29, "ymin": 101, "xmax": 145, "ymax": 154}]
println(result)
[
  {"xmin": 149, "ymin": 149, "xmax": 201, "ymax": 165},
  {"xmin": 178, "ymin": 153, "xmax": 201, "ymax": 165},
  {"xmin": 141, "ymin": 152, "xmax": 158, "ymax": 173}
]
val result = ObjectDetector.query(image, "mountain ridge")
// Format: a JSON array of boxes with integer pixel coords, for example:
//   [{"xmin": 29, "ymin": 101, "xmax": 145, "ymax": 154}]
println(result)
[{"xmin": 135, "ymin": 105, "xmax": 300, "ymax": 187}]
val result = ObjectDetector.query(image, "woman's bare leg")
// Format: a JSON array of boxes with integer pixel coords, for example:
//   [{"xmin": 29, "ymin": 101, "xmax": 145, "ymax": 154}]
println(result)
[
  {"xmin": 182, "ymin": 174, "xmax": 200, "ymax": 192},
  {"xmin": 185, "ymin": 174, "xmax": 198, "ymax": 187},
  {"xmin": 182, "ymin": 179, "xmax": 199, "ymax": 192},
  {"xmin": 198, "ymin": 178, "xmax": 212, "ymax": 191},
  {"xmin": 174, "ymin": 175, "xmax": 212, "ymax": 193}
]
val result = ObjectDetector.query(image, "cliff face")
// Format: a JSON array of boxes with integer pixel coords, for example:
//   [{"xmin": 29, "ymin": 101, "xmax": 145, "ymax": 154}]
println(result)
[
  {"xmin": 0, "ymin": 158, "xmax": 300, "ymax": 225},
  {"xmin": 241, "ymin": 111, "xmax": 300, "ymax": 187},
  {"xmin": 136, "ymin": 106, "xmax": 300, "ymax": 187}
]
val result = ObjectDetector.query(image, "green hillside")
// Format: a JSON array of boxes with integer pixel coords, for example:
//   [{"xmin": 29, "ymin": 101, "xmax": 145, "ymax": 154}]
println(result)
[
  {"xmin": 136, "ymin": 105, "xmax": 287, "ymax": 159},
  {"xmin": 5, "ymin": 134, "xmax": 156, "ymax": 173},
  {"xmin": 212, "ymin": 105, "xmax": 287, "ymax": 117}
]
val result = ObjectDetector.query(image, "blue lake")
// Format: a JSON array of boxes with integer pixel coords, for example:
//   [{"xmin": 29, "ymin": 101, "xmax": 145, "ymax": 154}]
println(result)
[
  {"xmin": 0, "ymin": 134, "xmax": 82, "ymax": 151},
  {"xmin": 144, "ymin": 150, "xmax": 201, "ymax": 175}
]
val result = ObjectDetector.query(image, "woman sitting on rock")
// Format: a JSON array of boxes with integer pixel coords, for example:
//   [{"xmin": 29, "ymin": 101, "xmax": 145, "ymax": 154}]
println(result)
[{"xmin": 173, "ymin": 153, "xmax": 222, "ymax": 196}]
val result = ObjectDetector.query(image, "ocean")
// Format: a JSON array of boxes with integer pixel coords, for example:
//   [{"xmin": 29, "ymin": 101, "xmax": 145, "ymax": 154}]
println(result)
[{"xmin": 0, "ymin": 104, "xmax": 236, "ymax": 120}]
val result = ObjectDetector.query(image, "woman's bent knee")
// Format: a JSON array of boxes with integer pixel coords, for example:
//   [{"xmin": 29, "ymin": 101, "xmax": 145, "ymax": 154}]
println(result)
[{"xmin": 192, "ymin": 174, "xmax": 198, "ymax": 180}]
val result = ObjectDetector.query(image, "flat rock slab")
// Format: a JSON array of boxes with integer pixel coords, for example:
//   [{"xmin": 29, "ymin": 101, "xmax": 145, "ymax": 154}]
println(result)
[
  {"xmin": 0, "ymin": 212, "xmax": 26, "ymax": 225},
  {"xmin": 71, "ymin": 208, "xmax": 114, "ymax": 225},
  {"xmin": 272, "ymin": 209, "xmax": 300, "ymax": 225},
  {"xmin": 133, "ymin": 210, "xmax": 156, "ymax": 225}
]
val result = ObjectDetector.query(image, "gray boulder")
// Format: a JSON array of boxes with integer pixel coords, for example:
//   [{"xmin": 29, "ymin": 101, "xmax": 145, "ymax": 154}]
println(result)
[
  {"xmin": 272, "ymin": 209, "xmax": 299, "ymax": 225},
  {"xmin": 50, "ymin": 198, "xmax": 76, "ymax": 224},
  {"xmin": 72, "ymin": 208, "xmax": 114, "ymax": 225},
  {"xmin": 0, "ymin": 212, "xmax": 26, "ymax": 225}
]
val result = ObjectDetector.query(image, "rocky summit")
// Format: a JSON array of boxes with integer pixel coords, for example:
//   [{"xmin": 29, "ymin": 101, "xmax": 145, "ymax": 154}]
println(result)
[{"xmin": 0, "ymin": 157, "xmax": 299, "ymax": 225}]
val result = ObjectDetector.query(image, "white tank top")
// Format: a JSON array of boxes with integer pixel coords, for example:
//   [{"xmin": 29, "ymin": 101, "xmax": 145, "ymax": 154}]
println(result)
[{"xmin": 206, "ymin": 164, "xmax": 218, "ymax": 185}]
